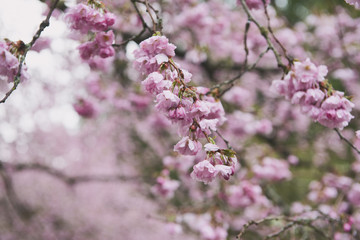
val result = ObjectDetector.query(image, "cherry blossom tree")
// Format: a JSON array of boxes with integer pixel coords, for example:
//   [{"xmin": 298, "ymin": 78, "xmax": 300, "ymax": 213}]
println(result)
[{"xmin": 1, "ymin": 0, "xmax": 360, "ymax": 239}]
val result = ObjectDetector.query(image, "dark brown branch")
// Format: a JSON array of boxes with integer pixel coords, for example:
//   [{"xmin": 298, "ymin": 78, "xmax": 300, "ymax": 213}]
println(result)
[
  {"xmin": 215, "ymin": 130, "xmax": 232, "ymax": 150},
  {"xmin": 243, "ymin": 19, "xmax": 251, "ymax": 68},
  {"xmin": 144, "ymin": 0, "xmax": 157, "ymax": 32},
  {"xmin": 130, "ymin": 0, "xmax": 153, "ymax": 34},
  {"xmin": 113, "ymin": 28, "xmax": 147, "ymax": 47},
  {"xmin": 334, "ymin": 128, "xmax": 360, "ymax": 155},
  {"xmin": 136, "ymin": 0, "xmax": 162, "ymax": 32},
  {"xmin": 0, "ymin": 161, "xmax": 136, "ymax": 186},
  {"xmin": 239, "ymin": 0, "xmax": 287, "ymax": 72},
  {"xmin": 211, "ymin": 47, "xmax": 270, "ymax": 97},
  {"xmin": 262, "ymin": 0, "xmax": 292, "ymax": 65}
]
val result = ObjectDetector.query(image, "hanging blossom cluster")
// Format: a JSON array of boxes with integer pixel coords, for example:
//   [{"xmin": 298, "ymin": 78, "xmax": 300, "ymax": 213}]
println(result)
[
  {"xmin": 0, "ymin": 41, "xmax": 29, "ymax": 83},
  {"xmin": 78, "ymin": 30, "xmax": 115, "ymax": 60},
  {"xmin": 65, "ymin": 1, "xmax": 116, "ymax": 60},
  {"xmin": 133, "ymin": 35, "xmax": 237, "ymax": 184},
  {"xmin": 271, "ymin": 59, "xmax": 354, "ymax": 129},
  {"xmin": 64, "ymin": 2, "xmax": 115, "ymax": 34}
]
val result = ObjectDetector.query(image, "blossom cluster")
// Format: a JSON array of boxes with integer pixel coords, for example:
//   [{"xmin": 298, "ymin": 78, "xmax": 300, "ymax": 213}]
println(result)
[
  {"xmin": 0, "ymin": 41, "xmax": 29, "ymax": 83},
  {"xmin": 78, "ymin": 30, "xmax": 115, "ymax": 60},
  {"xmin": 252, "ymin": 157, "xmax": 292, "ymax": 181},
  {"xmin": 64, "ymin": 3, "xmax": 115, "ymax": 34},
  {"xmin": 65, "ymin": 3, "xmax": 115, "ymax": 61},
  {"xmin": 151, "ymin": 170, "xmax": 180, "ymax": 199},
  {"xmin": 226, "ymin": 180, "xmax": 270, "ymax": 208},
  {"xmin": 134, "ymin": 35, "xmax": 237, "ymax": 184},
  {"xmin": 271, "ymin": 59, "xmax": 354, "ymax": 129}
]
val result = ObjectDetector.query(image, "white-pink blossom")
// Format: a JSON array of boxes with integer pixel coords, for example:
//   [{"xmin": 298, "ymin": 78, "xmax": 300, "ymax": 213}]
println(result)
[
  {"xmin": 65, "ymin": 3, "xmax": 115, "ymax": 33},
  {"xmin": 174, "ymin": 136, "xmax": 202, "ymax": 156},
  {"xmin": 151, "ymin": 175, "xmax": 180, "ymax": 199},
  {"xmin": 155, "ymin": 90, "xmax": 180, "ymax": 111},
  {"xmin": 0, "ymin": 42, "xmax": 29, "ymax": 82},
  {"xmin": 133, "ymin": 36, "xmax": 176, "ymax": 75},
  {"xmin": 253, "ymin": 157, "xmax": 292, "ymax": 181},
  {"xmin": 271, "ymin": 59, "xmax": 354, "ymax": 130},
  {"xmin": 142, "ymin": 72, "xmax": 171, "ymax": 95},
  {"xmin": 204, "ymin": 143, "xmax": 219, "ymax": 152},
  {"xmin": 190, "ymin": 160, "xmax": 218, "ymax": 184}
]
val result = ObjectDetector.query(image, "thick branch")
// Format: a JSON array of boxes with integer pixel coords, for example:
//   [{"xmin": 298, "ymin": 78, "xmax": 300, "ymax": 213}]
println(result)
[{"xmin": 0, "ymin": 160, "xmax": 136, "ymax": 186}]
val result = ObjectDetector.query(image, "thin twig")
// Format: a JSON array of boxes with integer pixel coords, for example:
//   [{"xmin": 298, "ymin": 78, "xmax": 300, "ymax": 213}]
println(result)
[
  {"xmin": 211, "ymin": 47, "xmax": 270, "ymax": 96},
  {"xmin": 215, "ymin": 130, "xmax": 232, "ymax": 150},
  {"xmin": 136, "ymin": 0, "xmax": 162, "ymax": 31},
  {"xmin": 239, "ymin": 0, "xmax": 287, "ymax": 71},
  {"xmin": 0, "ymin": 0, "xmax": 60, "ymax": 104},
  {"xmin": 265, "ymin": 219, "xmax": 329, "ymax": 239},
  {"xmin": 243, "ymin": 19, "xmax": 251, "ymax": 68},
  {"xmin": 113, "ymin": 28, "xmax": 147, "ymax": 47},
  {"xmin": 262, "ymin": 0, "xmax": 292, "ymax": 65},
  {"xmin": 334, "ymin": 128, "xmax": 360, "ymax": 155},
  {"xmin": 237, "ymin": 216, "xmax": 284, "ymax": 238},
  {"xmin": 144, "ymin": 0, "xmax": 157, "ymax": 32},
  {"xmin": 131, "ymin": 0, "xmax": 153, "ymax": 34},
  {"xmin": 238, "ymin": 214, "xmax": 332, "ymax": 239}
]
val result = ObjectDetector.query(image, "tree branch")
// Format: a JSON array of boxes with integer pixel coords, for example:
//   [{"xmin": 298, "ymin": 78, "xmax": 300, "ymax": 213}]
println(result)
[
  {"xmin": 0, "ymin": 0, "xmax": 60, "ymax": 104},
  {"xmin": 334, "ymin": 128, "xmax": 360, "ymax": 155},
  {"xmin": 0, "ymin": 160, "xmax": 136, "ymax": 186}
]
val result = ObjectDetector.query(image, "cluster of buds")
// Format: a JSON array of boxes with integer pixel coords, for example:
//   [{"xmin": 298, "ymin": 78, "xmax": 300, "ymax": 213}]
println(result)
[{"xmin": 134, "ymin": 35, "xmax": 237, "ymax": 184}]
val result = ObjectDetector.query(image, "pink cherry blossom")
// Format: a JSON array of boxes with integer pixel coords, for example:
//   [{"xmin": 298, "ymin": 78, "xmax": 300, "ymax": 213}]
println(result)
[
  {"xmin": 214, "ymin": 164, "xmax": 233, "ymax": 180},
  {"xmin": 253, "ymin": 157, "xmax": 292, "ymax": 181},
  {"xmin": 142, "ymin": 72, "xmax": 171, "ymax": 95},
  {"xmin": 65, "ymin": 3, "xmax": 115, "ymax": 34},
  {"xmin": 227, "ymin": 181, "xmax": 268, "ymax": 208},
  {"xmin": 174, "ymin": 136, "xmax": 202, "ymax": 156},
  {"xmin": 204, "ymin": 143, "xmax": 219, "ymax": 152},
  {"xmin": 347, "ymin": 183, "xmax": 360, "ymax": 205},
  {"xmin": 271, "ymin": 59, "xmax": 354, "ymax": 130},
  {"xmin": 133, "ymin": 36, "xmax": 176, "ymax": 75},
  {"xmin": 78, "ymin": 31, "xmax": 115, "ymax": 60},
  {"xmin": 155, "ymin": 90, "xmax": 180, "ymax": 111},
  {"xmin": 73, "ymin": 98, "xmax": 97, "ymax": 118},
  {"xmin": 152, "ymin": 175, "xmax": 180, "ymax": 199},
  {"xmin": 190, "ymin": 160, "xmax": 218, "ymax": 184},
  {"xmin": 317, "ymin": 93, "xmax": 354, "ymax": 129}
]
